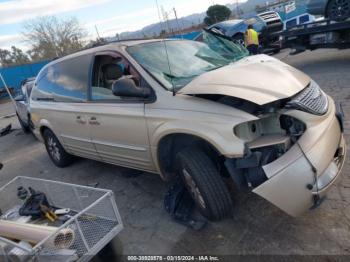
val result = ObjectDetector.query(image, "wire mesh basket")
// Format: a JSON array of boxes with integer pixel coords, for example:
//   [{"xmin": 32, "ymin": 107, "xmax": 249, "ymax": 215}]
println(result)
[{"xmin": 0, "ymin": 176, "xmax": 123, "ymax": 262}]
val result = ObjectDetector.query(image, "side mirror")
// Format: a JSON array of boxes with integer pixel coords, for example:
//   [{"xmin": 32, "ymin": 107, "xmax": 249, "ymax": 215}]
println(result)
[{"xmin": 112, "ymin": 77, "xmax": 151, "ymax": 98}]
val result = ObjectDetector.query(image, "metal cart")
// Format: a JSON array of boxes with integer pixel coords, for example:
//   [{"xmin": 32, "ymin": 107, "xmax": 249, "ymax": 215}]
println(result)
[{"xmin": 0, "ymin": 176, "xmax": 123, "ymax": 261}]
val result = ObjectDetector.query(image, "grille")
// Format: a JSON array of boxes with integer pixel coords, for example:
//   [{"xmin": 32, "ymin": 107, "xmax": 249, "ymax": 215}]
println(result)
[
  {"xmin": 287, "ymin": 81, "xmax": 329, "ymax": 115},
  {"xmin": 258, "ymin": 11, "xmax": 283, "ymax": 31},
  {"xmin": 258, "ymin": 12, "xmax": 280, "ymax": 23}
]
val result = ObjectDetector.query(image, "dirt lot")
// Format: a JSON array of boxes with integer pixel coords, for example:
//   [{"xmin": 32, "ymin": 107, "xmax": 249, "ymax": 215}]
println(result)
[{"xmin": 0, "ymin": 49, "xmax": 349, "ymax": 259}]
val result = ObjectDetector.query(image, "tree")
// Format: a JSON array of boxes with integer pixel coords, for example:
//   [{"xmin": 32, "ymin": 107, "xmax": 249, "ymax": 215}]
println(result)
[
  {"xmin": 0, "ymin": 46, "xmax": 30, "ymax": 67},
  {"xmin": 0, "ymin": 49, "xmax": 12, "ymax": 67},
  {"xmin": 23, "ymin": 16, "xmax": 87, "ymax": 61},
  {"xmin": 10, "ymin": 46, "xmax": 30, "ymax": 65},
  {"xmin": 204, "ymin": 5, "xmax": 232, "ymax": 26}
]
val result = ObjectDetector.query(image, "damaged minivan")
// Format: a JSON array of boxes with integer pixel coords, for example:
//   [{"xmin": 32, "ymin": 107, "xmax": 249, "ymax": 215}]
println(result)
[{"xmin": 30, "ymin": 31, "xmax": 346, "ymax": 221}]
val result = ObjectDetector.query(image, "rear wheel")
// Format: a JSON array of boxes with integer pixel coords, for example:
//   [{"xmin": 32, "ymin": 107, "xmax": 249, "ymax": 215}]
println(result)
[
  {"xmin": 327, "ymin": 0, "xmax": 350, "ymax": 21},
  {"xmin": 175, "ymin": 147, "xmax": 234, "ymax": 221},
  {"xmin": 43, "ymin": 129, "xmax": 74, "ymax": 168}
]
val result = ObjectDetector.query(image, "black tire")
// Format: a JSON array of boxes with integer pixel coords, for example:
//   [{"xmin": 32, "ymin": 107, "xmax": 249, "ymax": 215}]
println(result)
[
  {"xmin": 43, "ymin": 129, "xmax": 74, "ymax": 168},
  {"xmin": 175, "ymin": 147, "xmax": 234, "ymax": 221},
  {"xmin": 232, "ymin": 33, "xmax": 245, "ymax": 47},
  {"xmin": 327, "ymin": 0, "xmax": 350, "ymax": 22},
  {"xmin": 17, "ymin": 114, "xmax": 30, "ymax": 134}
]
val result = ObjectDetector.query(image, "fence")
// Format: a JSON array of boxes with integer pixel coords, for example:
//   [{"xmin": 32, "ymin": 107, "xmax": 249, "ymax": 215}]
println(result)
[{"xmin": 0, "ymin": 60, "xmax": 49, "ymax": 98}]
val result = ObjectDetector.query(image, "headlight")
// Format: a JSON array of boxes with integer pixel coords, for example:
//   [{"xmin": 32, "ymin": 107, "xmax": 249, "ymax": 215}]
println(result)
[{"xmin": 286, "ymin": 80, "xmax": 328, "ymax": 115}]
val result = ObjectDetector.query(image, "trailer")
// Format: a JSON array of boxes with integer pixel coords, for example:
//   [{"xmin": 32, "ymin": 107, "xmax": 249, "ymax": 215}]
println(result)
[{"xmin": 277, "ymin": 19, "xmax": 350, "ymax": 53}]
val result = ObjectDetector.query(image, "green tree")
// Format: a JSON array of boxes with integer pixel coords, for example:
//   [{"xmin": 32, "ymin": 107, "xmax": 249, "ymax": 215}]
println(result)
[
  {"xmin": 204, "ymin": 5, "xmax": 232, "ymax": 26},
  {"xmin": 0, "ymin": 46, "xmax": 30, "ymax": 67},
  {"xmin": 10, "ymin": 46, "xmax": 30, "ymax": 65},
  {"xmin": 0, "ymin": 49, "xmax": 12, "ymax": 67}
]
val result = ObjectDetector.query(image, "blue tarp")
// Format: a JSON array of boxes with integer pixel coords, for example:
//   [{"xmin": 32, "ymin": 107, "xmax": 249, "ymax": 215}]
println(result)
[
  {"xmin": 0, "ymin": 60, "xmax": 49, "ymax": 97},
  {"xmin": 170, "ymin": 31, "xmax": 201, "ymax": 40}
]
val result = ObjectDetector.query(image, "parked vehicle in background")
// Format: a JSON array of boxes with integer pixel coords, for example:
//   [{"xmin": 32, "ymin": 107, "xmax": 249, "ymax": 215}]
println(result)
[
  {"xmin": 30, "ymin": 35, "xmax": 346, "ymax": 222},
  {"xmin": 284, "ymin": 13, "xmax": 316, "ymax": 30},
  {"xmin": 15, "ymin": 77, "xmax": 35, "ymax": 133},
  {"xmin": 206, "ymin": 11, "xmax": 283, "ymax": 53},
  {"xmin": 307, "ymin": 0, "xmax": 350, "ymax": 21}
]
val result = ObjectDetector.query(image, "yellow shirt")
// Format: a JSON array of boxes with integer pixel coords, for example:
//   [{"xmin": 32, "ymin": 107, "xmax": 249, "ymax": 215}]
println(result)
[{"xmin": 245, "ymin": 29, "xmax": 259, "ymax": 47}]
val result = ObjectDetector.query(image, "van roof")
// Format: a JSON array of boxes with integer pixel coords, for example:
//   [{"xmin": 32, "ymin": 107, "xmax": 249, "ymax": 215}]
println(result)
[{"xmin": 49, "ymin": 39, "xmax": 163, "ymax": 65}]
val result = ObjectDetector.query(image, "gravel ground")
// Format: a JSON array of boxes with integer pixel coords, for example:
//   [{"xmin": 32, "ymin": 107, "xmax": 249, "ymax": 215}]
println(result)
[{"xmin": 0, "ymin": 48, "xmax": 349, "ymax": 259}]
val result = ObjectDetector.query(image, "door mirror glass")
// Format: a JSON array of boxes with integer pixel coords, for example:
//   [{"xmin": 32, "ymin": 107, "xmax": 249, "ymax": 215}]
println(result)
[{"xmin": 112, "ymin": 77, "xmax": 150, "ymax": 98}]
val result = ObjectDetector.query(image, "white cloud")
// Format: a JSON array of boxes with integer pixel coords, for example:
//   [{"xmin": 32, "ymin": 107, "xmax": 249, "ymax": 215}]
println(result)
[
  {"xmin": 0, "ymin": 34, "xmax": 24, "ymax": 49},
  {"xmin": 86, "ymin": 8, "xmax": 157, "ymax": 28},
  {"xmin": 0, "ymin": 0, "xmax": 110, "ymax": 26},
  {"xmin": 89, "ymin": 0, "xmax": 248, "ymax": 37}
]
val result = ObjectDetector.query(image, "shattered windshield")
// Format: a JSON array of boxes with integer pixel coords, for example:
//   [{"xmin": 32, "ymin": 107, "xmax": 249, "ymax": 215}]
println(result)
[{"xmin": 127, "ymin": 37, "xmax": 248, "ymax": 92}]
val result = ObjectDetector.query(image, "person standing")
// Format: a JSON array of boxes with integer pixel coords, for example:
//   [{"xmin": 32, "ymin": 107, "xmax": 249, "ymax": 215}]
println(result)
[{"xmin": 245, "ymin": 24, "xmax": 259, "ymax": 55}]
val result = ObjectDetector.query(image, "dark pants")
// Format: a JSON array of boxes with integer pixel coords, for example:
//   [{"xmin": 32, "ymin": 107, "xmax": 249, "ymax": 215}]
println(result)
[{"xmin": 247, "ymin": 44, "xmax": 259, "ymax": 55}]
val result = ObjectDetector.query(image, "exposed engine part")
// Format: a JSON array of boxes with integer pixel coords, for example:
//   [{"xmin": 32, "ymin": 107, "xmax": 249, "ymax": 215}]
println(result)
[
  {"xmin": 227, "ymin": 115, "xmax": 306, "ymax": 190},
  {"xmin": 280, "ymin": 115, "xmax": 306, "ymax": 142}
]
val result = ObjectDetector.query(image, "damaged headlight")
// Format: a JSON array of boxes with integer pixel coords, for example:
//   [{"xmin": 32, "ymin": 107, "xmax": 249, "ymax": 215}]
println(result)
[{"xmin": 287, "ymin": 80, "xmax": 329, "ymax": 116}]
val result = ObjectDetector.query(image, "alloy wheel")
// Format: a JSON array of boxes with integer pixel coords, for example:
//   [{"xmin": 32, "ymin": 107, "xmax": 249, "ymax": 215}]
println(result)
[
  {"xmin": 47, "ymin": 137, "xmax": 61, "ymax": 162},
  {"xmin": 234, "ymin": 39, "xmax": 245, "ymax": 47},
  {"xmin": 329, "ymin": 0, "xmax": 350, "ymax": 21},
  {"xmin": 182, "ymin": 169, "xmax": 206, "ymax": 209}
]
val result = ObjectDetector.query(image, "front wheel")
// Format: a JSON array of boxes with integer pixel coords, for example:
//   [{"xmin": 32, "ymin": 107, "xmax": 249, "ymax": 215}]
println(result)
[
  {"xmin": 175, "ymin": 147, "xmax": 234, "ymax": 221},
  {"xmin": 232, "ymin": 34, "xmax": 245, "ymax": 47},
  {"xmin": 327, "ymin": 0, "xmax": 350, "ymax": 21},
  {"xmin": 43, "ymin": 129, "xmax": 74, "ymax": 168}
]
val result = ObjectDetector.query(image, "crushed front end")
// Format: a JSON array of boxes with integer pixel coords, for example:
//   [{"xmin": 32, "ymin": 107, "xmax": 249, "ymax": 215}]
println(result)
[{"xmin": 226, "ymin": 81, "xmax": 346, "ymax": 216}]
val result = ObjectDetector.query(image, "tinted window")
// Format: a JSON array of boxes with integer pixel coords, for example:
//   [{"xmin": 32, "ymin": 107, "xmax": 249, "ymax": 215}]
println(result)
[
  {"xmin": 299, "ymin": 15, "xmax": 310, "ymax": 24},
  {"xmin": 33, "ymin": 54, "xmax": 92, "ymax": 102},
  {"xmin": 286, "ymin": 19, "xmax": 297, "ymax": 29}
]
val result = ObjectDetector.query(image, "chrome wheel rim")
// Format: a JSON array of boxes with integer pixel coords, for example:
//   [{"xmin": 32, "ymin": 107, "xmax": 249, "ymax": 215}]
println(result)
[
  {"xmin": 182, "ymin": 169, "xmax": 206, "ymax": 209},
  {"xmin": 330, "ymin": 0, "xmax": 349, "ymax": 20},
  {"xmin": 47, "ymin": 137, "xmax": 61, "ymax": 161},
  {"xmin": 234, "ymin": 39, "xmax": 245, "ymax": 47}
]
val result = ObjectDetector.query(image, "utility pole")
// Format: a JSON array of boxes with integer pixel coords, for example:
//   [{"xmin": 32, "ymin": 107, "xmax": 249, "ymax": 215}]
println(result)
[
  {"xmin": 95, "ymin": 25, "xmax": 101, "ymax": 41},
  {"xmin": 173, "ymin": 7, "xmax": 182, "ymax": 35},
  {"xmin": 161, "ymin": 6, "xmax": 171, "ymax": 35}
]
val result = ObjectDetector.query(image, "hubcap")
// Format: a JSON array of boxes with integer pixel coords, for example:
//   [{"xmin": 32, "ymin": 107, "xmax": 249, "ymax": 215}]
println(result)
[
  {"xmin": 182, "ymin": 169, "xmax": 206, "ymax": 209},
  {"xmin": 47, "ymin": 137, "xmax": 61, "ymax": 161},
  {"xmin": 234, "ymin": 39, "xmax": 245, "ymax": 47},
  {"xmin": 330, "ymin": 0, "xmax": 349, "ymax": 19}
]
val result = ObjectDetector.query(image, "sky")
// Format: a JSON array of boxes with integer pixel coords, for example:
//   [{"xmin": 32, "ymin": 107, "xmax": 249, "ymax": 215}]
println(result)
[{"xmin": 0, "ymin": 0, "xmax": 247, "ymax": 51}]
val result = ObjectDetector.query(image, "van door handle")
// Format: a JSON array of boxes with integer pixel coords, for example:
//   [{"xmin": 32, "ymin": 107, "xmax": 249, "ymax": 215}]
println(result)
[
  {"xmin": 76, "ymin": 116, "xmax": 86, "ymax": 124},
  {"xmin": 89, "ymin": 117, "xmax": 100, "ymax": 126}
]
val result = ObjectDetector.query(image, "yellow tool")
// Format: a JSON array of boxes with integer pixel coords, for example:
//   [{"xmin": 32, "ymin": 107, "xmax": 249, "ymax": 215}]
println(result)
[{"xmin": 40, "ymin": 204, "xmax": 57, "ymax": 222}]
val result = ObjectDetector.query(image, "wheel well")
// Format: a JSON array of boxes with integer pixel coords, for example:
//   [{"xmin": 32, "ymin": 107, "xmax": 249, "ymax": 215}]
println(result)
[
  {"xmin": 157, "ymin": 133, "xmax": 223, "ymax": 181},
  {"xmin": 325, "ymin": 0, "xmax": 332, "ymax": 17},
  {"xmin": 40, "ymin": 126, "xmax": 50, "ymax": 138},
  {"xmin": 232, "ymin": 32, "xmax": 244, "ymax": 39}
]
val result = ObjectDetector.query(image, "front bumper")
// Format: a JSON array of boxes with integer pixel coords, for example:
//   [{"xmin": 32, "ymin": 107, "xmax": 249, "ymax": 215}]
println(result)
[{"xmin": 253, "ymin": 99, "xmax": 346, "ymax": 217}]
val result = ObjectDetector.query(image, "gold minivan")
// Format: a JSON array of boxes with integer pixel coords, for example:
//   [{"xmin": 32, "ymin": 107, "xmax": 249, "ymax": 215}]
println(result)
[{"xmin": 30, "ymin": 32, "xmax": 346, "ymax": 221}]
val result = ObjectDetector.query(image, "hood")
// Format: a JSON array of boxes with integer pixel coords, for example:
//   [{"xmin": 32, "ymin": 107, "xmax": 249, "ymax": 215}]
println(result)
[{"xmin": 179, "ymin": 55, "xmax": 311, "ymax": 105}]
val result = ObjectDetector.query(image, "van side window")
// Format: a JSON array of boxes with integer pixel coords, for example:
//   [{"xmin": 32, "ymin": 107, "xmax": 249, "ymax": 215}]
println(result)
[
  {"xmin": 33, "ymin": 54, "xmax": 92, "ymax": 102},
  {"xmin": 91, "ymin": 54, "xmax": 141, "ymax": 101}
]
